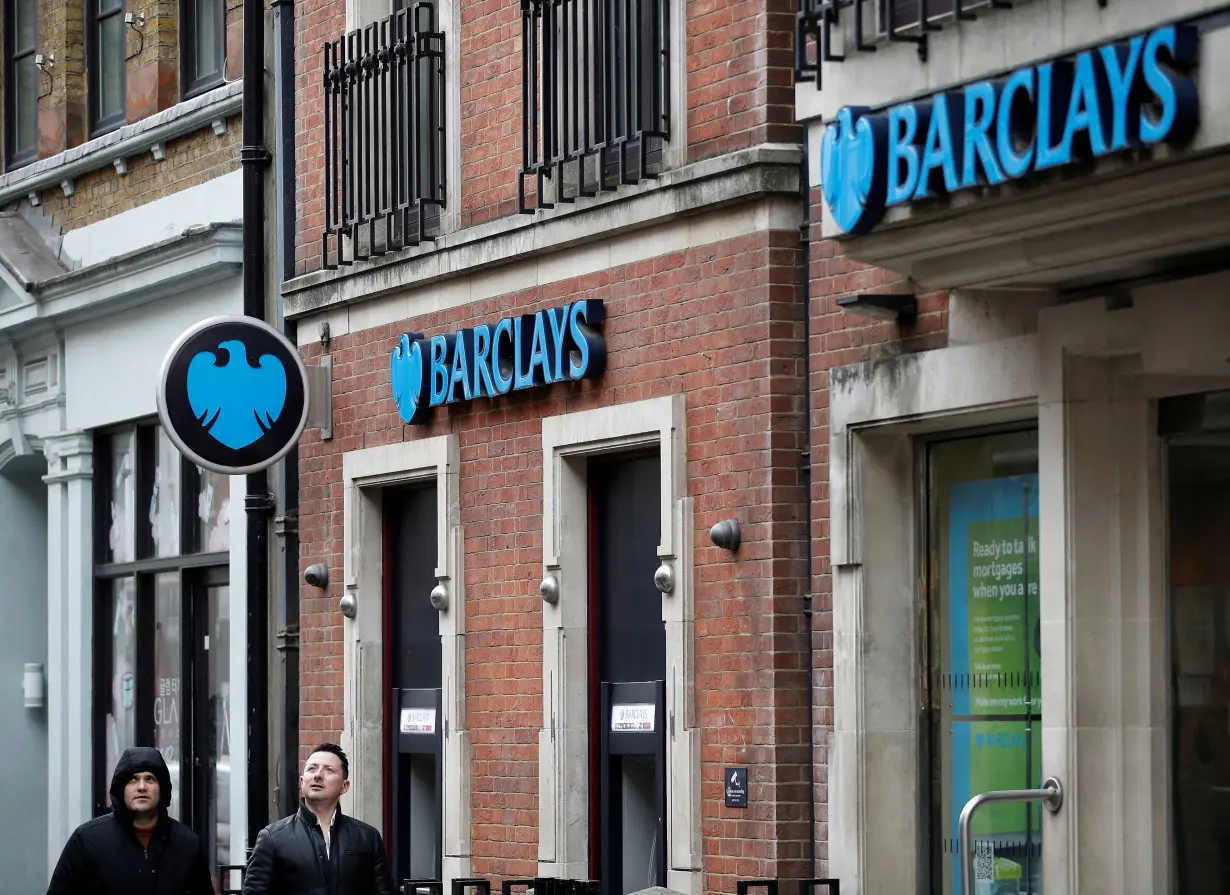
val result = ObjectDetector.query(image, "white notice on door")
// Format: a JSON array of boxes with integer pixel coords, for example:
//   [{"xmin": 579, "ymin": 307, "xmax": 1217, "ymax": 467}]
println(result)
[
  {"xmin": 610, "ymin": 703, "xmax": 655, "ymax": 732},
  {"xmin": 399, "ymin": 708, "xmax": 437, "ymax": 734}
]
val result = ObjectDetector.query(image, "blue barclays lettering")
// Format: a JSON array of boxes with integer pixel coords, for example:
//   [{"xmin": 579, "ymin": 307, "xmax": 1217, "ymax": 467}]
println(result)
[
  {"xmin": 821, "ymin": 25, "xmax": 1200, "ymax": 234},
  {"xmin": 390, "ymin": 300, "xmax": 606, "ymax": 425}
]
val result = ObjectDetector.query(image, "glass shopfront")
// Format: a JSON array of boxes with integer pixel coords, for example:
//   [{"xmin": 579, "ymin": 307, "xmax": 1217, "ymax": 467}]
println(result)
[
  {"xmin": 94, "ymin": 421, "xmax": 233, "ymax": 886},
  {"xmin": 1164, "ymin": 392, "xmax": 1230, "ymax": 893},
  {"xmin": 925, "ymin": 430, "xmax": 1042, "ymax": 895}
]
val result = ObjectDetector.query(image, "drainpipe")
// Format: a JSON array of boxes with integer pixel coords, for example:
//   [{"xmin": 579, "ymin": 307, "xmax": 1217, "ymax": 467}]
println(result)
[
  {"xmin": 800, "ymin": 129, "xmax": 817, "ymax": 880},
  {"xmin": 241, "ymin": 0, "xmax": 274, "ymax": 847},
  {"xmin": 270, "ymin": 0, "xmax": 301, "ymax": 818}
]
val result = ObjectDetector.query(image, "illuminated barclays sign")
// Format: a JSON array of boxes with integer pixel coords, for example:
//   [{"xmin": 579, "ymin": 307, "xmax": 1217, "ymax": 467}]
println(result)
[
  {"xmin": 820, "ymin": 24, "xmax": 1200, "ymax": 235},
  {"xmin": 390, "ymin": 300, "xmax": 606, "ymax": 424}
]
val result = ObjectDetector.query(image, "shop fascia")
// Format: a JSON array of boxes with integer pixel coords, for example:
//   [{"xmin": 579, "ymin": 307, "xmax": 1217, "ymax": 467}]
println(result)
[
  {"xmin": 821, "ymin": 24, "xmax": 1200, "ymax": 235},
  {"xmin": 390, "ymin": 299, "xmax": 606, "ymax": 424}
]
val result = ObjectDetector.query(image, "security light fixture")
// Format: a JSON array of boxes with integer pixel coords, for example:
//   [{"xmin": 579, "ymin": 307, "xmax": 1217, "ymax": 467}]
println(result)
[
  {"xmin": 836, "ymin": 294, "xmax": 917, "ymax": 324},
  {"xmin": 339, "ymin": 592, "xmax": 358, "ymax": 619},
  {"xmin": 710, "ymin": 519, "xmax": 741, "ymax": 554},
  {"xmin": 430, "ymin": 583, "xmax": 449, "ymax": 612}
]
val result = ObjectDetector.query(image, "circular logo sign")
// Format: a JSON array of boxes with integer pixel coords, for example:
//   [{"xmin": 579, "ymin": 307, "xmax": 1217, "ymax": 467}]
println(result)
[{"xmin": 156, "ymin": 315, "xmax": 309, "ymax": 475}]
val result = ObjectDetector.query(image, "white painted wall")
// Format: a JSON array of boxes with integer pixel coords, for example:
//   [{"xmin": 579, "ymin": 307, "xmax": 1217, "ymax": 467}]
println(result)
[
  {"xmin": 61, "ymin": 171, "xmax": 242, "ymax": 269},
  {"xmin": 64, "ymin": 276, "xmax": 240, "ymax": 430},
  {"xmin": 0, "ymin": 457, "xmax": 49, "ymax": 893}
]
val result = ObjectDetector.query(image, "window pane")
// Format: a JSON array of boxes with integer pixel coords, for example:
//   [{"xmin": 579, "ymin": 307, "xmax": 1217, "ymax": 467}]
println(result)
[
  {"xmin": 1168, "ymin": 440, "xmax": 1230, "ymax": 892},
  {"xmin": 104, "ymin": 577, "xmax": 137, "ymax": 808},
  {"xmin": 108, "ymin": 431, "xmax": 136, "ymax": 562},
  {"xmin": 194, "ymin": 0, "xmax": 223, "ymax": 80},
  {"xmin": 194, "ymin": 468, "xmax": 231, "ymax": 553},
  {"xmin": 14, "ymin": 56, "xmax": 39, "ymax": 157},
  {"xmin": 206, "ymin": 584, "xmax": 231, "ymax": 878},
  {"xmin": 152, "ymin": 428, "xmax": 182, "ymax": 557},
  {"xmin": 927, "ymin": 431, "xmax": 1042, "ymax": 895},
  {"xmin": 15, "ymin": 0, "xmax": 37, "ymax": 48},
  {"xmin": 154, "ymin": 573, "xmax": 182, "ymax": 819},
  {"xmin": 99, "ymin": 15, "xmax": 124, "ymax": 121}
]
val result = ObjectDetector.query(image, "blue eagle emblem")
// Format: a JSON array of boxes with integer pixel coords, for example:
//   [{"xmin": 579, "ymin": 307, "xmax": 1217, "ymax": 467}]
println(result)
[
  {"xmin": 820, "ymin": 107, "xmax": 886, "ymax": 235},
  {"xmin": 390, "ymin": 333, "xmax": 427, "ymax": 424},
  {"xmin": 186, "ymin": 339, "xmax": 288, "ymax": 450}
]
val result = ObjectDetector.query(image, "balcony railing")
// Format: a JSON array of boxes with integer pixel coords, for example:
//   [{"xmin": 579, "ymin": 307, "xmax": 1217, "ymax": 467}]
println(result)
[
  {"xmin": 519, "ymin": 0, "xmax": 670, "ymax": 212},
  {"xmin": 322, "ymin": 2, "xmax": 446, "ymax": 268},
  {"xmin": 795, "ymin": 0, "xmax": 1015, "ymax": 88}
]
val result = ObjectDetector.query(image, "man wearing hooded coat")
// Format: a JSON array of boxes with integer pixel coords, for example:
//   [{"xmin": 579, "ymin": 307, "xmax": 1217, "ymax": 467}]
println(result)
[{"xmin": 47, "ymin": 745, "xmax": 214, "ymax": 895}]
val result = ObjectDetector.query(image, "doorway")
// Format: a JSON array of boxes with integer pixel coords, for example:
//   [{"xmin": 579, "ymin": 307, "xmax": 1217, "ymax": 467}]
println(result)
[
  {"xmin": 1164, "ymin": 391, "xmax": 1230, "ymax": 893},
  {"xmin": 385, "ymin": 483, "xmax": 442, "ymax": 885},
  {"xmin": 588, "ymin": 452, "xmax": 666, "ymax": 895}
]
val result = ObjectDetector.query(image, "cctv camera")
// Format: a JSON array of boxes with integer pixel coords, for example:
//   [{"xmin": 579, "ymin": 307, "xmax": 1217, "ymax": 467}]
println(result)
[{"xmin": 304, "ymin": 563, "xmax": 329, "ymax": 588}]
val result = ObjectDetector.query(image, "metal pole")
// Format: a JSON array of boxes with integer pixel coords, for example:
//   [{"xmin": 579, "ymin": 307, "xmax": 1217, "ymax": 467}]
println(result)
[
  {"xmin": 241, "ymin": 0, "xmax": 274, "ymax": 848},
  {"xmin": 958, "ymin": 777, "xmax": 1063, "ymax": 895}
]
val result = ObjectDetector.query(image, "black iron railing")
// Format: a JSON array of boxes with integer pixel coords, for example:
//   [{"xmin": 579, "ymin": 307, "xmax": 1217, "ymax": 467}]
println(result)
[
  {"xmin": 322, "ymin": 2, "xmax": 446, "ymax": 268},
  {"xmin": 519, "ymin": 0, "xmax": 670, "ymax": 212},
  {"xmin": 795, "ymin": 0, "xmax": 1015, "ymax": 87}
]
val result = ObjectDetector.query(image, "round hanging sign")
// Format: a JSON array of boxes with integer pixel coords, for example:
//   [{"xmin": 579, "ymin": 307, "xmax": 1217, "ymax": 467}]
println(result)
[{"xmin": 156, "ymin": 315, "xmax": 309, "ymax": 475}]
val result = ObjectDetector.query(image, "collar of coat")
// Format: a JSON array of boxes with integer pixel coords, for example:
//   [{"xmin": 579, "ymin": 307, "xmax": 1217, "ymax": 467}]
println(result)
[{"xmin": 297, "ymin": 801, "xmax": 343, "ymax": 829}]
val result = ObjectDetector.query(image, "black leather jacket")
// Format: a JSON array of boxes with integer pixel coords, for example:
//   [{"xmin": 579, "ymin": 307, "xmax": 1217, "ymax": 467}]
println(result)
[{"xmin": 241, "ymin": 804, "xmax": 397, "ymax": 895}]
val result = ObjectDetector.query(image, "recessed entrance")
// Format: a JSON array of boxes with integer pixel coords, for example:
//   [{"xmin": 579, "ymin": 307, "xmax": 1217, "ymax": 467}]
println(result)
[{"xmin": 587, "ymin": 452, "xmax": 666, "ymax": 895}]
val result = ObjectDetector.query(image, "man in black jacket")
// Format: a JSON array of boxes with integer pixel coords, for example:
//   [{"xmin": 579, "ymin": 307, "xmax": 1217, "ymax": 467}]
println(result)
[
  {"xmin": 242, "ymin": 742, "xmax": 396, "ymax": 895},
  {"xmin": 47, "ymin": 746, "xmax": 214, "ymax": 895}
]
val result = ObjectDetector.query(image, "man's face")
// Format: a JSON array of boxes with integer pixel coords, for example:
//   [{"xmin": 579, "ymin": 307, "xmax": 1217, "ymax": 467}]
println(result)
[
  {"xmin": 301, "ymin": 751, "xmax": 350, "ymax": 805},
  {"xmin": 124, "ymin": 771, "xmax": 161, "ymax": 816}
]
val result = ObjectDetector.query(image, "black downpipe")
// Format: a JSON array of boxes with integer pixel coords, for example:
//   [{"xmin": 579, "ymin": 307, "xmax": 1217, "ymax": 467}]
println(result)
[
  {"xmin": 271, "ymin": 0, "xmax": 300, "ymax": 817},
  {"xmin": 242, "ymin": 0, "xmax": 274, "ymax": 848},
  {"xmin": 800, "ymin": 132, "xmax": 817, "ymax": 880}
]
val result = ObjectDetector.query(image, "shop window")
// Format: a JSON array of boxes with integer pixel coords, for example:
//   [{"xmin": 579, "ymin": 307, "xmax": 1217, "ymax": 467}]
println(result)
[
  {"xmin": 1162, "ymin": 395, "xmax": 1230, "ymax": 893},
  {"xmin": 87, "ymin": 0, "xmax": 126, "ymax": 134},
  {"xmin": 94, "ymin": 422, "xmax": 232, "ymax": 885},
  {"xmin": 924, "ymin": 429, "xmax": 1042, "ymax": 895},
  {"xmin": 3, "ymin": 0, "xmax": 39, "ymax": 168},
  {"xmin": 182, "ymin": 0, "xmax": 225, "ymax": 97}
]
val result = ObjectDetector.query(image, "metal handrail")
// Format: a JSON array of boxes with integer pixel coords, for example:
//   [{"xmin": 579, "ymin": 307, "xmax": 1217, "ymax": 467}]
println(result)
[{"xmin": 958, "ymin": 775, "xmax": 1063, "ymax": 895}]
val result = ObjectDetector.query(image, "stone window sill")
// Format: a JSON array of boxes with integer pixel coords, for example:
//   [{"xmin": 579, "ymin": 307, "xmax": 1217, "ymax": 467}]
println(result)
[{"xmin": 0, "ymin": 80, "xmax": 243, "ymax": 208}]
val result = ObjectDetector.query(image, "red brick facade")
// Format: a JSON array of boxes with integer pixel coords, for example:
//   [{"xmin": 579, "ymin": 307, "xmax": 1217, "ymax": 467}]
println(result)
[
  {"xmin": 292, "ymin": 0, "xmax": 800, "ymax": 273},
  {"xmin": 296, "ymin": 224, "xmax": 817, "ymax": 888}
]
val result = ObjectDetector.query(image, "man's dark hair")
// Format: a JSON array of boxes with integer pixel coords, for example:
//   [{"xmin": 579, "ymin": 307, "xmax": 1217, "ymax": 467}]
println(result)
[{"xmin": 309, "ymin": 743, "xmax": 350, "ymax": 779}]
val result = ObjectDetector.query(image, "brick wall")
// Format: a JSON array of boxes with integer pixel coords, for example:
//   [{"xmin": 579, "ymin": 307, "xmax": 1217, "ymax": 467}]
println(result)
[
  {"xmin": 0, "ymin": 0, "xmax": 241, "ymax": 171},
  {"xmin": 37, "ymin": 118, "xmax": 240, "ymax": 231},
  {"xmin": 804, "ymin": 192, "xmax": 949, "ymax": 870},
  {"xmin": 292, "ymin": 0, "xmax": 801, "ymax": 273},
  {"xmin": 297, "ymin": 225, "xmax": 812, "ymax": 890}
]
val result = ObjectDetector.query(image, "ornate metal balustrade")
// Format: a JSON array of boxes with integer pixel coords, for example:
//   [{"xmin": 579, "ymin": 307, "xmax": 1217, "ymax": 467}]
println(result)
[
  {"xmin": 519, "ymin": 0, "xmax": 670, "ymax": 212},
  {"xmin": 322, "ymin": 2, "xmax": 446, "ymax": 268}
]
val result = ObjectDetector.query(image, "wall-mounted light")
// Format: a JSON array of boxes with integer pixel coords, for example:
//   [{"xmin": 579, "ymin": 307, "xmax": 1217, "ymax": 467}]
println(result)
[
  {"xmin": 339, "ymin": 592, "xmax": 357, "ymax": 619},
  {"xmin": 836, "ymin": 294, "xmax": 917, "ymax": 324},
  {"xmin": 23, "ymin": 663, "xmax": 45, "ymax": 709},
  {"xmin": 653, "ymin": 562, "xmax": 675, "ymax": 594},
  {"xmin": 540, "ymin": 575, "xmax": 560, "ymax": 606},
  {"xmin": 34, "ymin": 53, "xmax": 54, "ymax": 72},
  {"xmin": 710, "ymin": 519, "xmax": 741, "ymax": 554},
  {"xmin": 430, "ymin": 583, "xmax": 449, "ymax": 612}
]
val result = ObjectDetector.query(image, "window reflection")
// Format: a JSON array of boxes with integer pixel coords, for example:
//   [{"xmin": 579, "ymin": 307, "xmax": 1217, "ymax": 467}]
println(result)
[
  {"xmin": 105, "ymin": 577, "xmax": 137, "ymax": 805},
  {"xmin": 195, "ymin": 468, "xmax": 230, "ymax": 553},
  {"xmin": 154, "ymin": 573, "xmax": 182, "ymax": 819},
  {"xmin": 152, "ymin": 429, "xmax": 182, "ymax": 557},
  {"xmin": 108, "ymin": 432, "xmax": 136, "ymax": 563}
]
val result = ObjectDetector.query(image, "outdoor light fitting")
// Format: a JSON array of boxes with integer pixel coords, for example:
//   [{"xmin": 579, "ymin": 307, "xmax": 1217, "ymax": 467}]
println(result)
[
  {"xmin": 836, "ymin": 294, "xmax": 917, "ymax": 324},
  {"xmin": 710, "ymin": 519, "xmax": 741, "ymax": 553},
  {"xmin": 430, "ymin": 583, "xmax": 449, "ymax": 612},
  {"xmin": 339, "ymin": 592, "xmax": 358, "ymax": 619}
]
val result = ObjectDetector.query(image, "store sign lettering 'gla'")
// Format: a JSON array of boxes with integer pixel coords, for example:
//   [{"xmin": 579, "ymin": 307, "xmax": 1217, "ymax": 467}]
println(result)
[
  {"xmin": 390, "ymin": 299, "xmax": 606, "ymax": 424},
  {"xmin": 821, "ymin": 24, "xmax": 1201, "ymax": 236}
]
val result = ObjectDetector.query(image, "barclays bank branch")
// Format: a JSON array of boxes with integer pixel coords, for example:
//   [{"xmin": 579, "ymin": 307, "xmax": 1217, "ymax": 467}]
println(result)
[{"xmin": 796, "ymin": 1, "xmax": 1230, "ymax": 893}]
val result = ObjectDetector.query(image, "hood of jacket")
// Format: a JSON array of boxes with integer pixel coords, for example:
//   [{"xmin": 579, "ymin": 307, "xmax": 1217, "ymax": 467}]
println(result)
[{"xmin": 109, "ymin": 746, "xmax": 173, "ymax": 825}]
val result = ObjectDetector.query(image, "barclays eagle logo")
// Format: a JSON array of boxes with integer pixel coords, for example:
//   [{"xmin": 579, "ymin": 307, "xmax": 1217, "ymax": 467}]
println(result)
[
  {"xmin": 390, "ymin": 333, "xmax": 428, "ymax": 424},
  {"xmin": 187, "ymin": 339, "xmax": 288, "ymax": 450},
  {"xmin": 819, "ymin": 107, "xmax": 887, "ymax": 236}
]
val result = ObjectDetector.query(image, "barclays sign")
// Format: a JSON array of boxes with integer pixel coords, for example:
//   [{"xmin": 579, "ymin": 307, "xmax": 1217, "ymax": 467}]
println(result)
[
  {"xmin": 390, "ymin": 300, "xmax": 606, "ymax": 424},
  {"xmin": 820, "ymin": 25, "xmax": 1200, "ymax": 235}
]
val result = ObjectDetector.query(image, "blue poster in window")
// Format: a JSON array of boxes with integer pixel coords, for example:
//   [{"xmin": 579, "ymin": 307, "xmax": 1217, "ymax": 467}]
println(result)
[{"xmin": 948, "ymin": 474, "xmax": 1042, "ymax": 894}]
